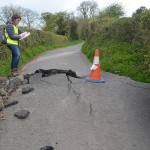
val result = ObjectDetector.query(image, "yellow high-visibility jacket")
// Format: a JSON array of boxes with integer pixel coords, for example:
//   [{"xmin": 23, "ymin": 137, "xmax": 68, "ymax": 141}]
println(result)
[{"xmin": 5, "ymin": 24, "xmax": 20, "ymax": 45}]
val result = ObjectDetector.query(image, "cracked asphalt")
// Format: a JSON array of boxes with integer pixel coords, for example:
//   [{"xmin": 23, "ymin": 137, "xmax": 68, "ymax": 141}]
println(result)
[{"xmin": 0, "ymin": 44, "xmax": 150, "ymax": 150}]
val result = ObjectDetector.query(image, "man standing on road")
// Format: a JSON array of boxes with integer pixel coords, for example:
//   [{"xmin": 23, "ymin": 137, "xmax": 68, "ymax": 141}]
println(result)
[{"xmin": 5, "ymin": 14, "xmax": 23, "ymax": 76}]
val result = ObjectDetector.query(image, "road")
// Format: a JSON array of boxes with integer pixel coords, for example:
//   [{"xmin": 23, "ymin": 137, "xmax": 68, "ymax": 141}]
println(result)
[{"xmin": 0, "ymin": 44, "xmax": 150, "ymax": 150}]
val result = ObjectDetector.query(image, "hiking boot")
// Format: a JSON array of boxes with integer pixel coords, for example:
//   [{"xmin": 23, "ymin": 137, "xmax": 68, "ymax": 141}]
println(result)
[{"xmin": 11, "ymin": 68, "xmax": 19, "ymax": 77}]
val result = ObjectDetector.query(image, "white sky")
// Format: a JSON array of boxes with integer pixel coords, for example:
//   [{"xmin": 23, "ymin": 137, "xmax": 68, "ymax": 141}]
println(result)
[{"xmin": 0, "ymin": 0, "xmax": 150, "ymax": 16}]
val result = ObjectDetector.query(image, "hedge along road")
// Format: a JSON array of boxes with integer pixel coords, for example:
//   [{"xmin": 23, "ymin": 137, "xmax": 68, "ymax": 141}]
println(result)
[{"xmin": 0, "ymin": 43, "xmax": 150, "ymax": 150}]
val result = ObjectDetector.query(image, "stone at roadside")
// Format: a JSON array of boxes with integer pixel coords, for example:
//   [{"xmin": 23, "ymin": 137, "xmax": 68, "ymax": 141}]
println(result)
[
  {"xmin": 0, "ymin": 111, "xmax": 6, "ymax": 120},
  {"xmin": 0, "ymin": 98, "xmax": 4, "ymax": 111},
  {"xmin": 40, "ymin": 146, "xmax": 54, "ymax": 150},
  {"xmin": 0, "ymin": 88, "xmax": 7, "ymax": 96},
  {"xmin": 6, "ymin": 77, "xmax": 23, "ymax": 92},
  {"xmin": 0, "ymin": 97, "xmax": 18, "ymax": 111},
  {"xmin": 16, "ymin": 74, "xmax": 24, "ymax": 82},
  {"xmin": 0, "ymin": 77, "xmax": 7, "ymax": 89},
  {"xmin": 22, "ymin": 86, "xmax": 34, "ymax": 94},
  {"xmin": 14, "ymin": 110, "xmax": 30, "ymax": 119},
  {"xmin": 4, "ymin": 100, "xmax": 18, "ymax": 108}
]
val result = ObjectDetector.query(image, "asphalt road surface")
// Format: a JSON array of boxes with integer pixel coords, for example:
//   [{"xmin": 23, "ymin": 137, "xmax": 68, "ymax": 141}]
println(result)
[{"xmin": 0, "ymin": 44, "xmax": 150, "ymax": 150}]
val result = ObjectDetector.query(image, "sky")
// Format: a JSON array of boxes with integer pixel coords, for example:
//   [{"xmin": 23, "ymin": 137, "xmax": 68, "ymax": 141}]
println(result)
[{"xmin": 0, "ymin": 0, "xmax": 150, "ymax": 17}]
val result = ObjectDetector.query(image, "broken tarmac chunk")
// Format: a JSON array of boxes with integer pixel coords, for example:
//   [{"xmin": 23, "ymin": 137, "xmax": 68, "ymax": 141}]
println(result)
[
  {"xmin": 14, "ymin": 110, "xmax": 30, "ymax": 119},
  {"xmin": 4, "ymin": 100, "xmax": 18, "ymax": 108},
  {"xmin": 22, "ymin": 86, "xmax": 34, "ymax": 94},
  {"xmin": 0, "ymin": 88, "xmax": 7, "ymax": 96},
  {"xmin": 40, "ymin": 146, "xmax": 54, "ymax": 150},
  {"xmin": 0, "ymin": 98, "xmax": 18, "ymax": 112}
]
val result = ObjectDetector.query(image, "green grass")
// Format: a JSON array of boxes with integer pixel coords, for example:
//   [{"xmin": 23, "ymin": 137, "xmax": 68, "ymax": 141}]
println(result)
[{"xmin": 82, "ymin": 39, "xmax": 150, "ymax": 83}]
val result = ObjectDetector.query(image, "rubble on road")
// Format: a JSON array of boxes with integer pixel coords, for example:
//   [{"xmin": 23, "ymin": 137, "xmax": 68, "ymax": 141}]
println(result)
[
  {"xmin": 14, "ymin": 109, "xmax": 30, "ymax": 119},
  {"xmin": 0, "ymin": 75, "xmax": 23, "ymax": 111},
  {"xmin": 0, "ymin": 68, "xmax": 83, "ymax": 113},
  {"xmin": 40, "ymin": 146, "xmax": 54, "ymax": 150},
  {"xmin": 22, "ymin": 86, "xmax": 34, "ymax": 94}
]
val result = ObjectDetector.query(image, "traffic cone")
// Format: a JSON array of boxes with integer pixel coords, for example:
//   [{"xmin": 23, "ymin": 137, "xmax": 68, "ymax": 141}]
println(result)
[{"xmin": 86, "ymin": 48, "xmax": 105, "ymax": 83}]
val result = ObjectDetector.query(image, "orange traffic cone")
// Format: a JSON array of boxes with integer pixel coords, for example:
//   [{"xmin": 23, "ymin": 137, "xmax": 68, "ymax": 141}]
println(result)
[{"xmin": 86, "ymin": 48, "xmax": 105, "ymax": 83}]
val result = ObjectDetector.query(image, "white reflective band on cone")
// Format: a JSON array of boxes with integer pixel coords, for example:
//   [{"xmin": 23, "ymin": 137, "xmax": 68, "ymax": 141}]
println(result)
[
  {"xmin": 93, "ymin": 56, "xmax": 99, "ymax": 64},
  {"xmin": 90, "ymin": 64, "xmax": 98, "ymax": 70}
]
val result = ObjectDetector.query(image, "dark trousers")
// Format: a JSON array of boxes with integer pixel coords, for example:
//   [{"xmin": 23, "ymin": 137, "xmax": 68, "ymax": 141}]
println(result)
[{"xmin": 8, "ymin": 44, "xmax": 20, "ymax": 70}]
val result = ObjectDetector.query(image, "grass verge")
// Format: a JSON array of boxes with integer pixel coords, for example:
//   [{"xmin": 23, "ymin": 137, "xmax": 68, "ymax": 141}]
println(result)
[
  {"xmin": 0, "ymin": 40, "xmax": 81, "ymax": 76},
  {"xmin": 82, "ymin": 39, "xmax": 150, "ymax": 83}
]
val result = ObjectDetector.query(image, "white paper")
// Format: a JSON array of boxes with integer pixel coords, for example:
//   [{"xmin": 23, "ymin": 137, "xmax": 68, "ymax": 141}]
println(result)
[{"xmin": 19, "ymin": 32, "xmax": 30, "ymax": 40}]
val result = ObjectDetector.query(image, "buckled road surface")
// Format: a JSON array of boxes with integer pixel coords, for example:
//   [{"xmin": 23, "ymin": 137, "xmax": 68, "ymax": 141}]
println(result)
[{"xmin": 0, "ymin": 44, "xmax": 150, "ymax": 150}]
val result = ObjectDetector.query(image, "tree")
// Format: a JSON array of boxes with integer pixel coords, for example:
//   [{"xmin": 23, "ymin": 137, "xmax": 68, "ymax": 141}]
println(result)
[
  {"xmin": 0, "ymin": 5, "xmax": 41, "ymax": 29},
  {"xmin": 55, "ymin": 12, "xmax": 68, "ymax": 35},
  {"xmin": 77, "ymin": 19, "xmax": 90, "ymax": 40},
  {"xmin": 41, "ymin": 11, "xmax": 78, "ymax": 39},
  {"xmin": 66, "ymin": 18, "xmax": 78, "ymax": 40},
  {"xmin": 41, "ymin": 12, "xmax": 57, "ymax": 32},
  {"xmin": 0, "ymin": 5, "xmax": 22, "ymax": 24},
  {"xmin": 132, "ymin": 6, "xmax": 147, "ymax": 26},
  {"xmin": 65, "ymin": 13, "xmax": 78, "ymax": 40},
  {"xmin": 132, "ymin": 6, "xmax": 147, "ymax": 17},
  {"xmin": 77, "ymin": 0, "xmax": 98, "ymax": 19},
  {"xmin": 109, "ymin": 17, "xmax": 135, "ymax": 43},
  {"xmin": 22, "ymin": 8, "xmax": 40, "ymax": 30},
  {"xmin": 131, "ymin": 7, "xmax": 150, "ymax": 46},
  {"xmin": 42, "ymin": 11, "xmax": 67, "ymax": 35},
  {"xmin": 99, "ymin": 3, "xmax": 124, "ymax": 18},
  {"xmin": 139, "ymin": 9, "xmax": 150, "ymax": 30}
]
